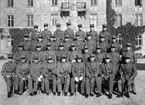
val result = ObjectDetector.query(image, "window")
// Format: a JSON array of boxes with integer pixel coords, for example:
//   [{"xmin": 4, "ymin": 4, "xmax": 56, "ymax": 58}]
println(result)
[
  {"xmin": 115, "ymin": 14, "xmax": 122, "ymax": 26},
  {"xmin": 60, "ymin": 11, "xmax": 70, "ymax": 19},
  {"xmin": 8, "ymin": 0, "xmax": 14, "ymax": 7},
  {"xmin": 52, "ymin": 0, "xmax": 57, "ymax": 6},
  {"xmin": 136, "ymin": 35, "xmax": 142, "ymax": 46},
  {"xmin": 135, "ymin": 14, "xmax": 143, "ymax": 26},
  {"xmin": 91, "ymin": 0, "xmax": 97, "ymax": 6},
  {"xmin": 135, "ymin": 0, "xmax": 142, "ymax": 6},
  {"xmin": 90, "ymin": 14, "xmax": 98, "ymax": 26},
  {"xmin": 116, "ymin": 34, "xmax": 122, "ymax": 45},
  {"xmin": 27, "ymin": 15, "xmax": 34, "ymax": 27},
  {"xmin": 7, "ymin": 15, "xmax": 14, "ymax": 27},
  {"xmin": 115, "ymin": 0, "xmax": 122, "ymax": 6},
  {"xmin": 51, "ymin": 14, "xmax": 57, "ymax": 26},
  {"xmin": 28, "ymin": 0, "xmax": 33, "ymax": 7},
  {"xmin": 78, "ymin": 11, "xmax": 86, "ymax": 19}
]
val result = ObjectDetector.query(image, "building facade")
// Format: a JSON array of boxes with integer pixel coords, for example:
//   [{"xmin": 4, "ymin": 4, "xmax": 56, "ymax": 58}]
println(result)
[{"xmin": 0, "ymin": 0, "xmax": 145, "ymax": 57}]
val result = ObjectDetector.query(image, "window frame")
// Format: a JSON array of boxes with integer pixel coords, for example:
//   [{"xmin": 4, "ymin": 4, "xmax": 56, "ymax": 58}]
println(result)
[
  {"xmin": 91, "ymin": 0, "xmax": 98, "ymax": 6},
  {"xmin": 27, "ymin": 0, "xmax": 34, "ymax": 7},
  {"xmin": 135, "ymin": 0, "xmax": 142, "ymax": 6},
  {"xmin": 115, "ymin": 14, "xmax": 122, "ymax": 27},
  {"xmin": 135, "ymin": 14, "xmax": 143, "ymax": 26},
  {"xmin": 51, "ymin": 14, "xmax": 58, "ymax": 26},
  {"xmin": 52, "ymin": 0, "xmax": 58, "ymax": 6},
  {"xmin": 7, "ymin": 0, "xmax": 14, "ymax": 7},
  {"xmin": 90, "ymin": 14, "xmax": 98, "ymax": 26},
  {"xmin": 27, "ymin": 15, "xmax": 34, "ymax": 27},
  {"xmin": 135, "ymin": 34, "xmax": 143, "ymax": 47},
  {"xmin": 116, "ymin": 34, "xmax": 122, "ymax": 45},
  {"xmin": 7, "ymin": 15, "xmax": 14, "ymax": 27},
  {"xmin": 115, "ymin": 0, "xmax": 122, "ymax": 7}
]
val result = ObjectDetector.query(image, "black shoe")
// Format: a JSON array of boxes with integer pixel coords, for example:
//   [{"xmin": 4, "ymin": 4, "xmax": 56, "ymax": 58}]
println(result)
[
  {"xmin": 108, "ymin": 94, "xmax": 112, "ymax": 99},
  {"xmin": 96, "ymin": 93, "xmax": 102, "ymax": 97},
  {"xmin": 90, "ymin": 94, "xmax": 94, "ymax": 97},
  {"xmin": 131, "ymin": 91, "xmax": 137, "ymax": 95},
  {"xmin": 29, "ymin": 93, "xmax": 33, "ymax": 96},
  {"xmin": 46, "ymin": 92, "xmax": 49, "ymax": 95},
  {"xmin": 117, "ymin": 93, "xmax": 123, "ymax": 98},
  {"xmin": 64, "ymin": 92, "xmax": 67, "ymax": 96},
  {"xmin": 53, "ymin": 92, "xmax": 56, "ymax": 96},
  {"xmin": 41, "ymin": 90, "xmax": 45, "ymax": 94},
  {"xmin": 126, "ymin": 93, "xmax": 130, "ymax": 98},
  {"xmin": 57, "ymin": 92, "xmax": 61, "ymax": 96},
  {"xmin": 14, "ymin": 90, "xmax": 19, "ymax": 94},
  {"xmin": 81, "ymin": 93, "xmax": 85, "ymax": 96},
  {"xmin": 33, "ymin": 91, "xmax": 37, "ymax": 95},
  {"xmin": 70, "ymin": 93, "xmax": 74, "ymax": 96},
  {"xmin": 85, "ymin": 94, "xmax": 89, "ymax": 98},
  {"xmin": 7, "ymin": 92, "xmax": 12, "ymax": 98}
]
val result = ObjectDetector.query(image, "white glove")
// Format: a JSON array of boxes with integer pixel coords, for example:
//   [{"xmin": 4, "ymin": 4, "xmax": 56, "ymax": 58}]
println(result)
[
  {"xmin": 38, "ymin": 77, "xmax": 41, "ymax": 81},
  {"xmin": 72, "ymin": 60, "xmax": 76, "ymax": 63},
  {"xmin": 40, "ymin": 75, "xmax": 43, "ymax": 78},
  {"xmin": 22, "ymin": 78, "xmax": 26, "ymax": 80},
  {"xmin": 79, "ymin": 76, "xmax": 83, "ymax": 81},
  {"xmin": 6, "ymin": 75, "xmax": 10, "ymax": 78},
  {"xmin": 75, "ymin": 77, "xmax": 79, "ymax": 82}
]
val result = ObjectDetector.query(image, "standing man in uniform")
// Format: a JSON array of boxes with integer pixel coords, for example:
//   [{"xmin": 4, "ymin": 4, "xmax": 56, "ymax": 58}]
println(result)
[
  {"xmin": 88, "ymin": 24, "xmax": 99, "ymax": 41},
  {"xmin": 99, "ymin": 34, "xmax": 109, "ymax": 53},
  {"xmin": 64, "ymin": 22, "xmax": 75, "ymax": 42},
  {"xmin": 53, "ymin": 23, "xmax": 64, "ymax": 44},
  {"xmin": 1, "ymin": 54, "xmax": 17, "ymax": 98},
  {"xmin": 41, "ymin": 23, "xmax": 52, "ymax": 46},
  {"xmin": 75, "ymin": 24, "xmax": 86, "ymax": 41},
  {"xmin": 118, "ymin": 57, "xmax": 137, "ymax": 98},
  {"xmin": 56, "ymin": 56, "xmax": 71, "ymax": 96},
  {"xmin": 71, "ymin": 55, "xmax": 85, "ymax": 96},
  {"xmin": 99, "ymin": 24, "xmax": 112, "ymax": 45}
]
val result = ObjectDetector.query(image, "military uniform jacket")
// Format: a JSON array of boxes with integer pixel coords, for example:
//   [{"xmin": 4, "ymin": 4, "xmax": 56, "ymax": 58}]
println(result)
[
  {"xmin": 73, "ymin": 39, "xmax": 85, "ymax": 51},
  {"xmin": 56, "ymin": 62, "xmax": 71, "ymax": 78},
  {"xmin": 1, "ymin": 62, "xmax": 16, "ymax": 77},
  {"xmin": 123, "ymin": 50, "xmax": 137, "ymax": 64},
  {"xmin": 86, "ymin": 61, "xmax": 101, "ymax": 78},
  {"xmin": 82, "ymin": 50, "xmax": 92, "ymax": 62},
  {"xmin": 101, "ymin": 62, "xmax": 116, "ymax": 77},
  {"xmin": 120, "ymin": 63, "xmax": 137, "ymax": 80},
  {"xmin": 88, "ymin": 30, "xmax": 99, "ymax": 41},
  {"xmin": 48, "ymin": 40, "xmax": 59, "ymax": 51},
  {"xmin": 99, "ymin": 31, "xmax": 112, "ymax": 44},
  {"xmin": 99, "ymin": 40, "xmax": 109, "ymax": 52},
  {"xmin": 75, "ymin": 30, "xmax": 86, "ymax": 41},
  {"xmin": 54, "ymin": 29, "xmax": 64, "ymax": 42},
  {"xmin": 22, "ymin": 40, "xmax": 32, "ymax": 51},
  {"xmin": 37, "ymin": 40, "xmax": 47, "ymax": 51},
  {"xmin": 111, "ymin": 42, "xmax": 121, "ymax": 52},
  {"xmin": 14, "ymin": 51, "xmax": 29, "ymax": 64},
  {"xmin": 64, "ymin": 28, "xmax": 75, "ymax": 41},
  {"xmin": 31, "ymin": 51, "xmax": 46, "ymax": 63},
  {"xmin": 63, "ymin": 41, "xmax": 72, "ymax": 51},
  {"xmin": 96, "ymin": 52, "xmax": 106, "ymax": 63},
  {"xmin": 109, "ymin": 51, "xmax": 120, "ymax": 63},
  {"xmin": 44, "ymin": 50, "xmax": 56, "ymax": 62},
  {"xmin": 42, "ymin": 63, "xmax": 56, "ymax": 78},
  {"xmin": 41, "ymin": 29, "xmax": 52, "ymax": 41},
  {"xmin": 16, "ymin": 62, "xmax": 30, "ymax": 78},
  {"xmin": 71, "ymin": 62, "xmax": 85, "ymax": 78},
  {"xmin": 31, "ymin": 30, "xmax": 41, "ymax": 42},
  {"xmin": 56, "ymin": 50, "xmax": 69, "ymax": 61},
  {"xmin": 68, "ymin": 50, "xmax": 82, "ymax": 62},
  {"xmin": 85, "ymin": 39, "xmax": 96, "ymax": 51},
  {"xmin": 30, "ymin": 62, "xmax": 43, "ymax": 79}
]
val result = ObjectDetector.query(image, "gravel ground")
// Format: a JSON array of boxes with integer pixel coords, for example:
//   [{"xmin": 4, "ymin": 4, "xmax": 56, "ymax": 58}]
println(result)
[{"xmin": 0, "ymin": 60, "xmax": 145, "ymax": 105}]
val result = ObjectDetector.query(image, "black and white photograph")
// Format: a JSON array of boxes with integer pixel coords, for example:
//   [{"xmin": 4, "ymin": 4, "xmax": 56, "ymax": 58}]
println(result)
[{"xmin": 0, "ymin": 0, "xmax": 145, "ymax": 105}]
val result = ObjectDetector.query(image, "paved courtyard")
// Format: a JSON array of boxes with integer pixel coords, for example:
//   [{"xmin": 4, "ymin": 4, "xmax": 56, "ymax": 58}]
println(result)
[{"xmin": 0, "ymin": 60, "xmax": 145, "ymax": 105}]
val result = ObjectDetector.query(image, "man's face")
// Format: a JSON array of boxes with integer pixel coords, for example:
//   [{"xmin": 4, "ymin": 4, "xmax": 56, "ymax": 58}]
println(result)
[
  {"xmin": 97, "ymin": 49, "xmax": 101, "ymax": 53},
  {"xmin": 34, "ymin": 28, "xmax": 38, "ymax": 31},
  {"xmin": 44, "ymin": 26, "xmax": 48, "ymax": 30},
  {"xmin": 100, "ymin": 37, "xmax": 105, "ymax": 41},
  {"xmin": 61, "ymin": 58, "xmax": 66, "ymax": 63},
  {"xmin": 64, "ymin": 38, "xmax": 69, "ymax": 41},
  {"xmin": 84, "ymin": 49, "xmax": 89, "ymax": 53},
  {"xmin": 8, "ymin": 58, "xmax": 13, "ymax": 62},
  {"xmin": 47, "ymin": 59, "xmax": 53, "ymax": 63},
  {"xmin": 103, "ymin": 27, "xmax": 107, "ymax": 31},
  {"xmin": 87, "ymin": 36, "xmax": 92, "ymax": 40},
  {"xmin": 36, "ymin": 48, "xmax": 41, "ymax": 51},
  {"xmin": 111, "ymin": 48, "xmax": 115, "ymax": 52},
  {"xmin": 105, "ymin": 59, "xmax": 110, "ymax": 63},
  {"xmin": 90, "ymin": 57, "xmax": 95, "ymax": 62},
  {"xmin": 38, "ymin": 38, "xmax": 43, "ymax": 42},
  {"xmin": 57, "ymin": 27, "xmax": 60, "ymax": 30},
  {"xmin": 77, "ymin": 58, "xmax": 82, "ymax": 63},
  {"xmin": 47, "ymin": 46, "xmax": 51, "ymax": 50},
  {"xmin": 125, "ymin": 59, "xmax": 131, "ymax": 63},
  {"xmin": 78, "ymin": 27, "xmax": 82, "ymax": 30},
  {"xmin": 24, "ymin": 37, "xmax": 29, "ymax": 41},
  {"xmin": 21, "ymin": 59, "xmax": 26, "ymax": 63},
  {"xmin": 19, "ymin": 47, "xmax": 23, "ymax": 51},
  {"xmin": 90, "ymin": 27, "xmax": 94, "ymax": 31},
  {"xmin": 127, "ymin": 47, "xmax": 131, "ymax": 51},
  {"xmin": 67, "ymin": 25, "xmax": 71, "ymax": 29},
  {"xmin": 59, "ymin": 46, "xmax": 64, "ymax": 50},
  {"xmin": 71, "ymin": 46, "xmax": 76, "ymax": 50},
  {"xmin": 113, "ymin": 39, "xmax": 117, "ymax": 42},
  {"xmin": 33, "ymin": 59, "xmax": 38, "ymax": 63}
]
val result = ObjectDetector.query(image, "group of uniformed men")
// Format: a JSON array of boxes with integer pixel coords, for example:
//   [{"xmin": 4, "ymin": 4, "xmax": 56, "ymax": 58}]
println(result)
[{"xmin": 1, "ymin": 22, "xmax": 137, "ymax": 99}]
